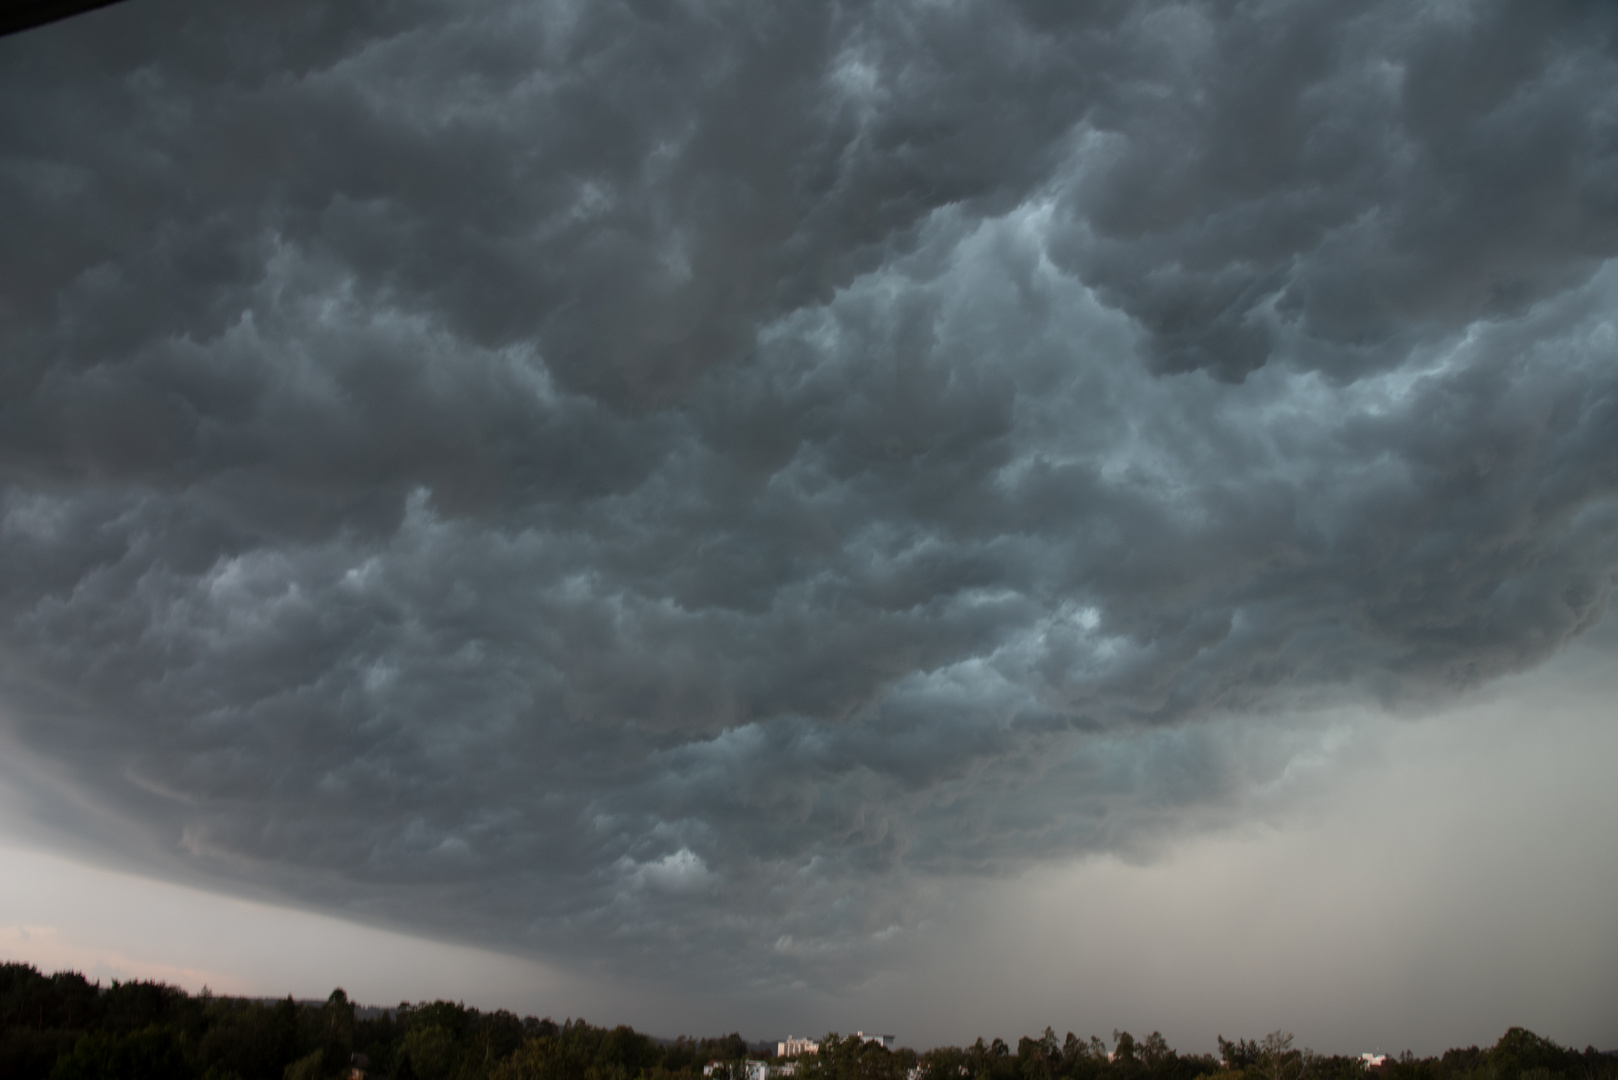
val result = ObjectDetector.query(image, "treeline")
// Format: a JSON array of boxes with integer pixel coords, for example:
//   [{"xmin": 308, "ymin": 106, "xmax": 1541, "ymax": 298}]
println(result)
[
  {"xmin": 0, "ymin": 963, "xmax": 752, "ymax": 1080},
  {"xmin": 792, "ymin": 1027, "xmax": 1616, "ymax": 1080},
  {"xmin": 4, "ymin": 961, "xmax": 1614, "ymax": 1080}
]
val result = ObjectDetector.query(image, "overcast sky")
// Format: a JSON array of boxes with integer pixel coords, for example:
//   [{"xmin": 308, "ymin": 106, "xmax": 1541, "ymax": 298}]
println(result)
[{"xmin": 1, "ymin": 0, "xmax": 1616, "ymax": 1055}]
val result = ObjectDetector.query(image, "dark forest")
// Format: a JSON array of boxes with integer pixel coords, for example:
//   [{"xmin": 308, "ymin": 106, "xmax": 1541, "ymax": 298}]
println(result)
[{"xmin": 3, "ymin": 962, "xmax": 1613, "ymax": 1080}]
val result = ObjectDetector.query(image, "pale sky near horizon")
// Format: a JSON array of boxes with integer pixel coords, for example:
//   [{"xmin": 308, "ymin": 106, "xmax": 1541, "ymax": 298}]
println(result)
[
  {"xmin": 3, "ymin": 0, "xmax": 1618, "ymax": 1059},
  {"xmin": 6, "ymin": 623, "xmax": 1616, "ymax": 1054}
]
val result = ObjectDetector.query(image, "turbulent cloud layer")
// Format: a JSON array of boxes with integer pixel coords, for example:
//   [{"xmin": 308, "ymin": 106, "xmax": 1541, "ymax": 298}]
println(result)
[{"xmin": 2, "ymin": 0, "xmax": 1616, "ymax": 988}]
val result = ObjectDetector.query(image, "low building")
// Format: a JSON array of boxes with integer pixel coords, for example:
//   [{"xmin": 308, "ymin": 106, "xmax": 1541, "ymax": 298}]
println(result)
[
  {"xmin": 856, "ymin": 1033, "xmax": 896, "ymax": 1051},
  {"xmin": 702, "ymin": 1061, "xmax": 779, "ymax": 1080},
  {"xmin": 779, "ymin": 1037, "xmax": 821, "ymax": 1058}
]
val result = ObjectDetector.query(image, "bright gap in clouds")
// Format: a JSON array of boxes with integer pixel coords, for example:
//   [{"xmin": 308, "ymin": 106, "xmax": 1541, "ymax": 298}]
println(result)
[{"xmin": 5, "ymin": 626, "xmax": 1615, "ymax": 1053}]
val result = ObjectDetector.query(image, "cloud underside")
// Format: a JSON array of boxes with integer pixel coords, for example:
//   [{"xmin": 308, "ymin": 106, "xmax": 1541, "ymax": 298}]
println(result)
[{"xmin": 1, "ymin": 0, "xmax": 1616, "ymax": 987}]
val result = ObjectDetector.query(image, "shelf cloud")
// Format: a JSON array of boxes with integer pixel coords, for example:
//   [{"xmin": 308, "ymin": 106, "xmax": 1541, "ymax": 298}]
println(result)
[{"xmin": 2, "ymin": 0, "xmax": 1616, "ymax": 993}]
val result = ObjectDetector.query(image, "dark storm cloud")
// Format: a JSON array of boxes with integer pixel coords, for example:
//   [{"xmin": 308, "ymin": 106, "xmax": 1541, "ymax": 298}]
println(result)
[{"xmin": 2, "ymin": 0, "xmax": 1617, "ymax": 987}]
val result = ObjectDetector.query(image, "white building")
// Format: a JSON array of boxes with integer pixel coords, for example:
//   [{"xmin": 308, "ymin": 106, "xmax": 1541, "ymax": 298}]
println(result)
[
  {"xmin": 776, "ymin": 1033, "xmax": 893, "ymax": 1057},
  {"xmin": 702, "ymin": 1062, "xmax": 775, "ymax": 1080}
]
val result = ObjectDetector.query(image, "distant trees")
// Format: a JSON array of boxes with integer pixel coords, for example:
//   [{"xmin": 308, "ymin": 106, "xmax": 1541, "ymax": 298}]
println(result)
[
  {"xmin": 1248, "ymin": 1032, "xmax": 1317, "ymax": 1080},
  {"xmin": 488, "ymin": 1021, "xmax": 641, "ymax": 1080},
  {"xmin": 3, "ymin": 961, "xmax": 1617, "ymax": 1080},
  {"xmin": 1219, "ymin": 1038, "xmax": 1262, "ymax": 1071},
  {"xmin": 48, "ymin": 1025, "xmax": 193, "ymax": 1080},
  {"xmin": 285, "ymin": 1049, "xmax": 325, "ymax": 1080},
  {"xmin": 794, "ymin": 1033, "xmax": 918, "ymax": 1080}
]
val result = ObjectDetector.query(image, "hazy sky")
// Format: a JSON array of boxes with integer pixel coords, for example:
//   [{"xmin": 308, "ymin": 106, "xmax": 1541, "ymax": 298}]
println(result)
[{"xmin": 2, "ymin": 0, "xmax": 1616, "ymax": 1056}]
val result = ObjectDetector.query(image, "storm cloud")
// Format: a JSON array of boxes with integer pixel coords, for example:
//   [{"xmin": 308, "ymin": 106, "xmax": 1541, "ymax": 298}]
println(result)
[{"xmin": 2, "ymin": 0, "xmax": 1616, "ymax": 990}]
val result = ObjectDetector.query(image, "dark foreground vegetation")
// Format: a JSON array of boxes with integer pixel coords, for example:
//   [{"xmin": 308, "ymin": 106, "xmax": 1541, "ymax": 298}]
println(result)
[{"xmin": 3, "ymin": 961, "xmax": 1614, "ymax": 1080}]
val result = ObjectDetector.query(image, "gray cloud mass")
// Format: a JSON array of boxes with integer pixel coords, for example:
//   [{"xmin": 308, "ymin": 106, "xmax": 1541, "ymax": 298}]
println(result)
[{"xmin": 2, "ymin": 0, "xmax": 1616, "ymax": 989}]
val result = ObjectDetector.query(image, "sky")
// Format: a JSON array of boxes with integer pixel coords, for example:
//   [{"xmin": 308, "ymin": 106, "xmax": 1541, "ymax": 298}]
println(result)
[{"xmin": 1, "ymin": 0, "xmax": 1616, "ymax": 1057}]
